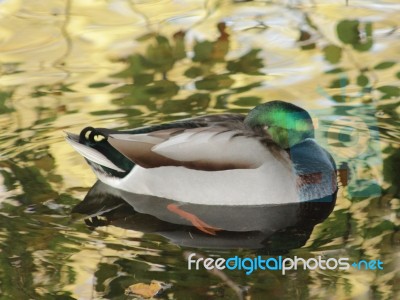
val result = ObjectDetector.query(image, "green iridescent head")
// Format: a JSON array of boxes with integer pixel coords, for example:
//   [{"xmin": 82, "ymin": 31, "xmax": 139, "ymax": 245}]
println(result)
[{"xmin": 244, "ymin": 100, "xmax": 315, "ymax": 149}]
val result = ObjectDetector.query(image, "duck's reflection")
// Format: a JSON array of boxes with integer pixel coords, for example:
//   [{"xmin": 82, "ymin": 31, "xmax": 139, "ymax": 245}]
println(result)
[{"xmin": 72, "ymin": 181, "xmax": 336, "ymax": 253}]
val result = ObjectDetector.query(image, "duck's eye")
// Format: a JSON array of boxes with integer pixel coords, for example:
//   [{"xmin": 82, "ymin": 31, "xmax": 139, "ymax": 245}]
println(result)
[
  {"xmin": 94, "ymin": 135, "xmax": 105, "ymax": 142},
  {"xmin": 89, "ymin": 130, "xmax": 105, "ymax": 142}
]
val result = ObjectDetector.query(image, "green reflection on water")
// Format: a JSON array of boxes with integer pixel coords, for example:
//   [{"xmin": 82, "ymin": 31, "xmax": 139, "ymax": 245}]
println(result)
[{"xmin": 0, "ymin": 0, "xmax": 399, "ymax": 299}]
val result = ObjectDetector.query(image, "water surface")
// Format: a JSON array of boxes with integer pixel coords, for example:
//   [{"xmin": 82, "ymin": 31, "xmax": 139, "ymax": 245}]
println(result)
[{"xmin": 0, "ymin": 0, "xmax": 399, "ymax": 299}]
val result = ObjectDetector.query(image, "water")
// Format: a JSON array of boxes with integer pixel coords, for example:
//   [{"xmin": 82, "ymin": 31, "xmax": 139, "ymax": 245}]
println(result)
[{"xmin": 0, "ymin": 0, "xmax": 399, "ymax": 299}]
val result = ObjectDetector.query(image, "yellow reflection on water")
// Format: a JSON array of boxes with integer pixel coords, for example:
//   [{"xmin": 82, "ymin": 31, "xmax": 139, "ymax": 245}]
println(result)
[{"xmin": 0, "ymin": 0, "xmax": 399, "ymax": 299}]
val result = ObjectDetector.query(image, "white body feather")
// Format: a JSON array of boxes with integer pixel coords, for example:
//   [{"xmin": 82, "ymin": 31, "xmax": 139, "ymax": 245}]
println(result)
[
  {"xmin": 97, "ymin": 163, "xmax": 299, "ymax": 205},
  {"xmin": 94, "ymin": 132, "xmax": 300, "ymax": 205}
]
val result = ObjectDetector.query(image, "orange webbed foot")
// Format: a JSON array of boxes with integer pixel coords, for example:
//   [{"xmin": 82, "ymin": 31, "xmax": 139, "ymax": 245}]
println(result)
[{"xmin": 167, "ymin": 204, "xmax": 221, "ymax": 235}]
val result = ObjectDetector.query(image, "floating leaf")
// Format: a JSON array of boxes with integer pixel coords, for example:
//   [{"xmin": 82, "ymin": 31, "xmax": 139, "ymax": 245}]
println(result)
[
  {"xmin": 125, "ymin": 281, "xmax": 171, "ymax": 298},
  {"xmin": 323, "ymin": 45, "xmax": 342, "ymax": 64},
  {"xmin": 356, "ymin": 74, "xmax": 369, "ymax": 87},
  {"xmin": 373, "ymin": 61, "xmax": 396, "ymax": 70}
]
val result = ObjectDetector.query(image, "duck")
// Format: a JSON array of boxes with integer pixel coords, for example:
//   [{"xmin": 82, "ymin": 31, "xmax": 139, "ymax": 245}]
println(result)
[{"xmin": 66, "ymin": 100, "xmax": 337, "ymax": 206}]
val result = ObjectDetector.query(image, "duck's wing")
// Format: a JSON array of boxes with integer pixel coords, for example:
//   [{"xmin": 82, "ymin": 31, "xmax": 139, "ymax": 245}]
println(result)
[
  {"xmin": 67, "ymin": 113, "xmax": 286, "ymax": 172},
  {"xmin": 107, "ymin": 122, "xmax": 285, "ymax": 171},
  {"xmin": 92, "ymin": 113, "xmax": 246, "ymax": 136},
  {"xmin": 66, "ymin": 114, "xmax": 256, "ymax": 174}
]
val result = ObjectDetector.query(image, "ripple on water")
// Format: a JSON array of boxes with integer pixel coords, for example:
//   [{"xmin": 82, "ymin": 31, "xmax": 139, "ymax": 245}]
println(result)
[{"xmin": 0, "ymin": 1, "xmax": 398, "ymax": 299}]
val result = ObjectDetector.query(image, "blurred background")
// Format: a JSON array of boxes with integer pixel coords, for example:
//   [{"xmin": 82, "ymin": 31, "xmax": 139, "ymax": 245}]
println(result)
[{"xmin": 0, "ymin": 0, "xmax": 399, "ymax": 299}]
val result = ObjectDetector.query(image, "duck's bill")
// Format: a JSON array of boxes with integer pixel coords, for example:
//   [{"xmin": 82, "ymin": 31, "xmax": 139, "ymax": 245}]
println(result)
[{"xmin": 65, "ymin": 132, "xmax": 126, "ymax": 173}]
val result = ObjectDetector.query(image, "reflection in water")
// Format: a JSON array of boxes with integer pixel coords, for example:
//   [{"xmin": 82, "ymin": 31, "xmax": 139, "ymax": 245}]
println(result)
[
  {"xmin": 0, "ymin": 0, "xmax": 399, "ymax": 299},
  {"xmin": 73, "ymin": 181, "xmax": 336, "ymax": 252}
]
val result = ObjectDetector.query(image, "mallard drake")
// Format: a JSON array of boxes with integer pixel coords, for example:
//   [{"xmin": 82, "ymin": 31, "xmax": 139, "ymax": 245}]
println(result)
[{"xmin": 66, "ymin": 100, "xmax": 337, "ymax": 206}]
